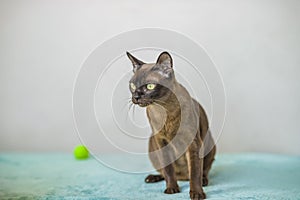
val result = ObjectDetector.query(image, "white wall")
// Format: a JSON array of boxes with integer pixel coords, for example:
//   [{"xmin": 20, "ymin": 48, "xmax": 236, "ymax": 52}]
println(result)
[{"xmin": 0, "ymin": 0, "xmax": 299, "ymax": 154}]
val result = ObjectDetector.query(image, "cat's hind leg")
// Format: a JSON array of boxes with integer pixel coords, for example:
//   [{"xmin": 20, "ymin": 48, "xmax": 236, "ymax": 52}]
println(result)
[{"xmin": 202, "ymin": 145, "xmax": 216, "ymax": 186}]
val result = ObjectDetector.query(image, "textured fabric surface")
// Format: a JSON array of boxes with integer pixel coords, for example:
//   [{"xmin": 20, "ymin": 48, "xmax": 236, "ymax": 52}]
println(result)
[{"xmin": 0, "ymin": 153, "xmax": 299, "ymax": 200}]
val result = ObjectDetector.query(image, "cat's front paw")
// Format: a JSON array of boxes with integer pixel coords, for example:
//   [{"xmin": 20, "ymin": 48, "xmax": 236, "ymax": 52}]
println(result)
[
  {"xmin": 145, "ymin": 174, "xmax": 164, "ymax": 183},
  {"xmin": 190, "ymin": 190, "xmax": 206, "ymax": 200},
  {"xmin": 164, "ymin": 186, "xmax": 180, "ymax": 194}
]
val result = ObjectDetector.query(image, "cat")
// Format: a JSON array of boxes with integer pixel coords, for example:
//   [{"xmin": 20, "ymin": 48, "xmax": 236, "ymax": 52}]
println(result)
[{"xmin": 126, "ymin": 51, "xmax": 216, "ymax": 200}]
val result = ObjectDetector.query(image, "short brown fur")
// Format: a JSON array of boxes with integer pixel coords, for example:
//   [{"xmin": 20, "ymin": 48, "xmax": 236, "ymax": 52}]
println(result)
[{"xmin": 127, "ymin": 51, "xmax": 216, "ymax": 200}]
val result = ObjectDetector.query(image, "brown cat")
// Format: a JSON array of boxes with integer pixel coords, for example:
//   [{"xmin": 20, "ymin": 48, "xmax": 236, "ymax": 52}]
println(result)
[{"xmin": 127, "ymin": 51, "xmax": 216, "ymax": 200}]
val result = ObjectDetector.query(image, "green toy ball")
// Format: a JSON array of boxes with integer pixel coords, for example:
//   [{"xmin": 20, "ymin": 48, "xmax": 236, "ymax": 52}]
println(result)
[{"xmin": 74, "ymin": 145, "xmax": 89, "ymax": 159}]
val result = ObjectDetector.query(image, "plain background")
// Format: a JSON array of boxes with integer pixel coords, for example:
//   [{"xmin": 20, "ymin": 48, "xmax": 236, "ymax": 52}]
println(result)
[{"xmin": 0, "ymin": 0, "xmax": 299, "ymax": 155}]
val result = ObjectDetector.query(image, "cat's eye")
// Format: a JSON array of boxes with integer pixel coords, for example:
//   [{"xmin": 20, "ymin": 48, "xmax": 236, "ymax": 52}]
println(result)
[
  {"xmin": 147, "ymin": 83, "xmax": 156, "ymax": 90},
  {"xmin": 130, "ymin": 83, "xmax": 136, "ymax": 91}
]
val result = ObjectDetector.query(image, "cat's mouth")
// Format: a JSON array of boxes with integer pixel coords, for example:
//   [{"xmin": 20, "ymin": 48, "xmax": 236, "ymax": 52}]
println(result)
[
  {"xmin": 137, "ymin": 100, "xmax": 153, "ymax": 107},
  {"xmin": 132, "ymin": 98, "xmax": 153, "ymax": 107},
  {"xmin": 138, "ymin": 102, "xmax": 151, "ymax": 107}
]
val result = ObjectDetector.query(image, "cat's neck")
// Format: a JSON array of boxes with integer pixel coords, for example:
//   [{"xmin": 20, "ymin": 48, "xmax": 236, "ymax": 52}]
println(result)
[{"xmin": 153, "ymin": 81, "xmax": 183, "ymax": 112}]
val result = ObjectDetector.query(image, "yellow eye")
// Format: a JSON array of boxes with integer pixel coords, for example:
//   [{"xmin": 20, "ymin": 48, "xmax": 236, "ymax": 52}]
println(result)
[
  {"xmin": 130, "ymin": 83, "xmax": 136, "ymax": 91},
  {"xmin": 147, "ymin": 83, "xmax": 156, "ymax": 90}
]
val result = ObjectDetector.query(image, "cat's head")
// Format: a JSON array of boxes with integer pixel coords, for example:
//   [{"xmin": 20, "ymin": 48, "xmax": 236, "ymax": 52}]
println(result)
[{"xmin": 126, "ymin": 51, "xmax": 175, "ymax": 107}]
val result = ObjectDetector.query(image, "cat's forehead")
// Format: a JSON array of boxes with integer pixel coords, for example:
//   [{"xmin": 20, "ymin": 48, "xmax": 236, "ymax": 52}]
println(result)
[
  {"xmin": 140, "ymin": 63, "xmax": 155, "ymax": 71},
  {"xmin": 130, "ymin": 63, "xmax": 162, "ymax": 86}
]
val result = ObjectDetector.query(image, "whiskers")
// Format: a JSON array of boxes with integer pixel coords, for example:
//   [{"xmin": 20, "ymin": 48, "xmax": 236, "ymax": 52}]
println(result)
[
  {"xmin": 121, "ymin": 97, "xmax": 132, "ymax": 110},
  {"xmin": 121, "ymin": 96, "xmax": 137, "ymax": 121},
  {"xmin": 121, "ymin": 97, "xmax": 166, "ymax": 121}
]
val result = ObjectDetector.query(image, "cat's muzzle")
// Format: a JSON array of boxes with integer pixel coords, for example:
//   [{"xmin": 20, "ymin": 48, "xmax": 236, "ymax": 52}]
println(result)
[{"xmin": 132, "ymin": 97, "xmax": 153, "ymax": 107}]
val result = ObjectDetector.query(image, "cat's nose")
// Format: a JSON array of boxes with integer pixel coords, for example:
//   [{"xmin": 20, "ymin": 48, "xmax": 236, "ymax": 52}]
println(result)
[{"xmin": 133, "ymin": 94, "xmax": 141, "ymax": 100}]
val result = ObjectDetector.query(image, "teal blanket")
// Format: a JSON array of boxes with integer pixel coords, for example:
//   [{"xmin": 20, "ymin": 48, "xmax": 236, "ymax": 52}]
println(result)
[{"xmin": 0, "ymin": 153, "xmax": 299, "ymax": 199}]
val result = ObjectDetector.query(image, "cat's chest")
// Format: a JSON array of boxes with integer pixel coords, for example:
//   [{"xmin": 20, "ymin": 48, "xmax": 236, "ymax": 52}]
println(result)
[{"xmin": 146, "ymin": 105, "xmax": 180, "ymax": 135}]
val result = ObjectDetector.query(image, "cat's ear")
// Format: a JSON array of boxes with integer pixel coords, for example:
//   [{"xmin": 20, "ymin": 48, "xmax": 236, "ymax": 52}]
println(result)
[
  {"xmin": 155, "ymin": 52, "xmax": 173, "ymax": 78},
  {"xmin": 126, "ymin": 52, "xmax": 145, "ymax": 73},
  {"xmin": 156, "ymin": 52, "xmax": 173, "ymax": 69}
]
